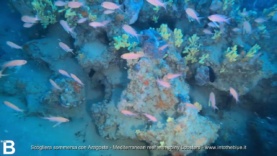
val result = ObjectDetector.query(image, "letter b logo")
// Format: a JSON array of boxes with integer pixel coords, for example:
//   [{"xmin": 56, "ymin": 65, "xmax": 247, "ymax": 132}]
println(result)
[{"xmin": 2, "ymin": 140, "xmax": 15, "ymax": 155}]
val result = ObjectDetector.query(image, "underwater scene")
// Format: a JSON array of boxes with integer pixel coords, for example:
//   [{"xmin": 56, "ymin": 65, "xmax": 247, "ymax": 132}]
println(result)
[{"xmin": 0, "ymin": 0, "xmax": 277, "ymax": 156}]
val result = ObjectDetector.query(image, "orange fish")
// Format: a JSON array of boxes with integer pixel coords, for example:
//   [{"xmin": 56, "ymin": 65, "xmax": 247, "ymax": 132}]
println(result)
[
  {"xmin": 101, "ymin": 2, "xmax": 121, "ymax": 10},
  {"xmin": 89, "ymin": 20, "xmax": 110, "ymax": 28},
  {"xmin": 49, "ymin": 79, "xmax": 62, "ymax": 90},
  {"xmin": 3, "ymin": 101, "xmax": 24, "ymax": 112},
  {"xmin": 157, "ymin": 79, "xmax": 171, "ymax": 88},
  {"xmin": 2, "ymin": 60, "xmax": 27, "ymax": 68},
  {"xmin": 68, "ymin": 1, "xmax": 82, "ymax": 8},
  {"xmin": 103, "ymin": 10, "xmax": 115, "ymax": 14},
  {"xmin": 77, "ymin": 18, "xmax": 87, "ymax": 24},
  {"xmin": 43, "ymin": 116, "xmax": 69, "ymax": 127},
  {"xmin": 209, "ymin": 92, "xmax": 218, "ymax": 110},
  {"xmin": 208, "ymin": 14, "xmax": 230, "ymax": 24},
  {"xmin": 70, "ymin": 73, "xmax": 84, "ymax": 86},
  {"xmin": 158, "ymin": 44, "xmax": 169, "ymax": 51},
  {"xmin": 58, "ymin": 69, "xmax": 70, "ymax": 77},
  {"xmin": 120, "ymin": 110, "xmax": 137, "ymax": 116},
  {"xmin": 59, "ymin": 42, "xmax": 73, "ymax": 53},
  {"xmin": 230, "ymin": 87, "xmax": 239, "ymax": 103},
  {"xmin": 146, "ymin": 0, "xmax": 166, "ymax": 10},
  {"xmin": 185, "ymin": 8, "xmax": 201, "ymax": 23},
  {"xmin": 23, "ymin": 22, "xmax": 34, "ymax": 28},
  {"xmin": 254, "ymin": 17, "xmax": 267, "ymax": 23},
  {"xmin": 144, "ymin": 113, "xmax": 157, "ymax": 122},
  {"xmin": 185, "ymin": 103, "xmax": 199, "ymax": 111},
  {"xmin": 6, "ymin": 41, "xmax": 22, "ymax": 49},
  {"xmin": 21, "ymin": 15, "xmax": 39, "ymax": 24},
  {"xmin": 55, "ymin": 0, "xmax": 67, "ymax": 7},
  {"xmin": 60, "ymin": 20, "xmax": 74, "ymax": 35},
  {"xmin": 164, "ymin": 73, "xmax": 181, "ymax": 80},
  {"xmin": 122, "ymin": 24, "xmax": 139, "ymax": 39},
  {"xmin": 121, "ymin": 52, "xmax": 144, "ymax": 60}
]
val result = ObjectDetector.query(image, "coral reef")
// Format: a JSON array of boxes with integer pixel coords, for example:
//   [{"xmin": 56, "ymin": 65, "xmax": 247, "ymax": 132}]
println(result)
[
  {"xmin": 5, "ymin": 0, "xmax": 277, "ymax": 155},
  {"xmin": 31, "ymin": 0, "xmax": 57, "ymax": 28}
]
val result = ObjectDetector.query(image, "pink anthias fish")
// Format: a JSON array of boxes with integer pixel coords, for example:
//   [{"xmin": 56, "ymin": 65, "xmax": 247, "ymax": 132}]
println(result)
[
  {"xmin": 6, "ymin": 41, "xmax": 22, "ymax": 49},
  {"xmin": 103, "ymin": 10, "xmax": 115, "ymax": 14},
  {"xmin": 58, "ymin": 69, "xmax": 71, "ymax": 77},
  {"xmin": 203, "ymin": 28, "xmax": 213, "ymax": 35},
  {"xmin": 146, "ymin": 0, "xmax": 166, "ymax": 10},
  {"xmin": 49, "ymin": 79, "xmax": 62, "ymax": 90},
  {"xmin": 2, "ymin": 60, "xmax": 27, "ymax": 68},
  {"xmin": 185, "ymin": 8, "xmax": 201, "ymax": 23},
  {"xmin": 54, "ymin": 0, "xmax": 67, "ymax": 7},
  {"xmin": 68, "ymin": 1, "xmax": 82, "ymax": 8},
  {"xmin": 164, "ymin": 73, "xmax": 181, "ymax": 80},
  {"xmin": 3, "ymin": 101, "xmax": 24, "ymax": 112},
  {"xmin": 120, "ymin": 110, "xmax": 137, "ymax": 116},
  {"xmin": 158, "ymin": 44, "xmax": 168, "ymax": 51},
  {"xmin": 254, "ymin": 17, "xmax": 267, "ymax": 23},
  {"xmin": 21, "ymin": 15, "xmax": 40, "ymax": 24},
  {"xmin": 60, "ymin": 20, "xmax": 74, "ymax": 34},
  {"xmin": 59, "ymin": 42, "xmax": 73, "ymax": 53},
  {"xmin": 209, "ymin": 92, "xmax": 218, "ymax": 111},
  {"xmin": 243, "ymin": 21, "xmax": 252, "ymax": 34},
  {"xmin": 232, "ymin": 28, "xmax": 241, "ymax": 33},
  {"xmin": 121, "ymin": 52, "xmax": 144, "ymax": 60},
  {"xmin": 208, "ymin": 14, "xmax": 230, "ymax": 24},
  {"xmin": 77, "ymin": 18, "xmax": 87, "ymax": 24},
  {"xmin": 156, "ymin": 79, "xmax": 171, "ymax": 88},
  {"xmin": 70, "ymin": 73, "xmax": 84, "ymax": 86},
  {"xmin": 208, "ymin": 22, "xmax": 219, "ymax": 28},
  {"xmin": 101, "ymin": 2, "xmax": 121, "ymax": 10},
  {"xmin": 230, "ymin": 87, "xmax": 239, "ymax": 103},
  {"xmin": 122, "ymin": 24, "xmax": 139, "ymax": 39},
  {"xmin": 23, "ymin": 23, "xmax": 34, "ymax": 28},
  {"xmin": 185, "ymin": 103, "xmax": 199, "ymax": 111},
  {"xmin": 89, "ymin": 20, "xmax": 110, "ymax": 28},
  {"xmin": 144, "ymin": 113, "xmax": 157, "ymax": 122},
  {"xmin": 43, "ymin": 116, "xmax": 69, "ymax": 127}
]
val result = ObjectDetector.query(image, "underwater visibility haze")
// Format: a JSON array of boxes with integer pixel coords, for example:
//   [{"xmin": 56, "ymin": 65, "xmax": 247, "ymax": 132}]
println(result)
[{"xmin": 0, "ymin": 0, "xmax": 277, "ymax": 156}]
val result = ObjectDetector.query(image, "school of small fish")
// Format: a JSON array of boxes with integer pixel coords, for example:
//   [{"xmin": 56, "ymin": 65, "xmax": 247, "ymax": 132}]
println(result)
[{"xmin": 1, "ymin": 0, "xmax": 251, "ymax": 127}]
